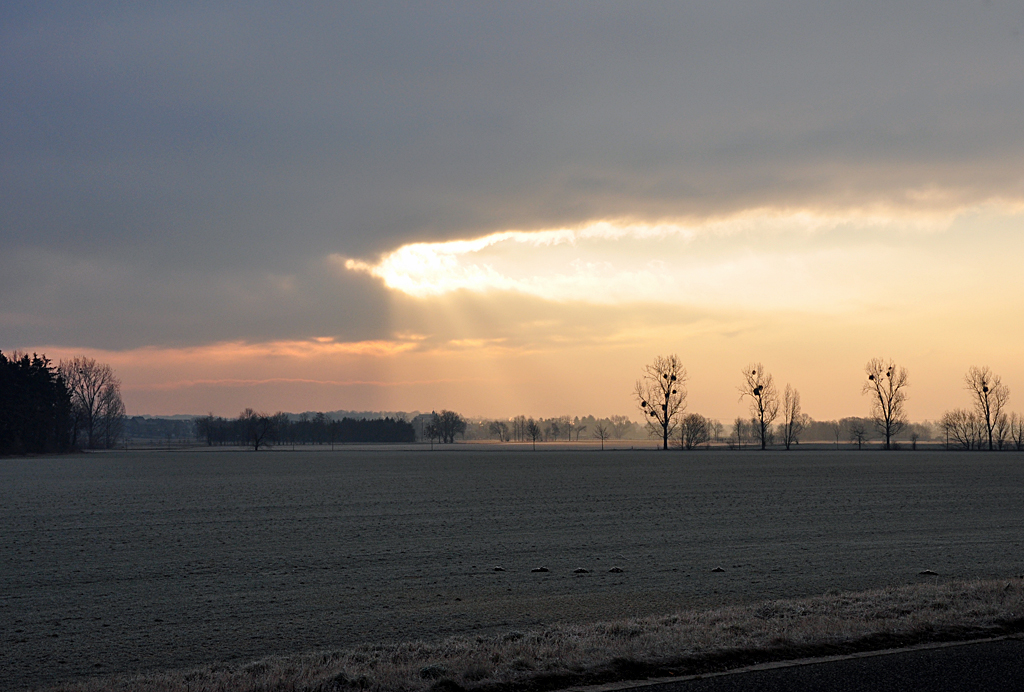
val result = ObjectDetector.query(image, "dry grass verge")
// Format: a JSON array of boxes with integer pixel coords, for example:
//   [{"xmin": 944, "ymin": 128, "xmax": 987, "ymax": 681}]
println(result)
[{"xmin": 39, "ymin": 578, "xmax": 1024, "ymax": 692}]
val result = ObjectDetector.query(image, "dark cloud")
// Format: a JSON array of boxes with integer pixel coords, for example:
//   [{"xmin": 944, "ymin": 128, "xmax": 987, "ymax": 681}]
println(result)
[
  {"xmin": 1, "ymin": 248, "xmax": 391, "ymax": 349},
  {"xmin": 3, "ymin": 2, "xmax": 1023, "ymax": 348}
]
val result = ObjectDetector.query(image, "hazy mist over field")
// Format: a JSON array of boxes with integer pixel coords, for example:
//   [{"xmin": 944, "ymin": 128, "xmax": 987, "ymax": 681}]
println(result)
[{"xmin": 4, "ymin": 3, "xmax": 1024, "ymax": 419}]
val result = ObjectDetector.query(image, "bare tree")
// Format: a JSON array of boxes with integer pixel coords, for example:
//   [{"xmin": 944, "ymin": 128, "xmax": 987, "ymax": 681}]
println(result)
[
  {"xmin": 431, "ymin": 410, "xmax": 466, "ymax": 444},
  {"xmin": 1009, "ymin": 413, "xmax": 1024, "ymax": 451},
  {"xmin": 994, "ymin": 414, "xmax": 1011, "ymax": 451},
  {"xmin": 964, "ymin": 366, "xmax": 1010, "ymax": 451},
  {"xmin": 58, "ymin": 356, "xmax": 125, "ymax": 449},
  {"xmin": 556, "ymin": 415, "xmax": 573, "ymax": 441},
  {"xmin": 711, "ymin": 419, "xmax": 724, "ymax": 443},
  {"xmin": 862, "ymin": 358, "xmax": 909, "ymax": 450},
  {"xmin": 680, "ymin": 413, "xmax": 710, "ymax": 450},
  {"xmin": 608, "ymin": 415, "xmax": 634, "ymax": 438},
  {"xmin": 512, "ymin": 415, "xmax": 527, "ymax": 442},
  {"xmin": 942, "ymin": 408, "xmax": 983, "ymax": 450},
  {"xmin": 849, "ymin": 422, "xmax": 868, "ymax": 450},
  {"xmin": 525, "ymin": 418, "xmax": 542, "ymax": 450},
  {"xmin": 424, "ymin": 414, "xmax": 441, "ymax": 448},
  {"xmin": 240, "ymin": 408, "xmax": 274, "ymax": 451},
  {"xmin": 778, "ymin": 384, "xmax": 804, "ymax": 450},
  {"xmin": 97, "ymin": 383, "xmax": 126, "ymax": 449},
  {"xmin": 829, "ymin": 420, "xmax": 843, "ymax": 449},
  {"xmin": 195, "ymin": 413, "xmax": 216, "ymax": 446},
  {"xmin": 731, "ymin": 416, "xmax": 746, "ymax": 450},
  {"xmin": 752, "ymin": 415, "xmax": 773, "ymax": 446},
  {"xmin": 739, "ymin": 363, "xmax": 779, "ymax": 450},
  {"xmin": 574, "ymin": 419, "xmax": 588, "ymax": 441},
  {"xmin": 488, "ymin": 420, "xmax": 510, "ymax": 442},
  {"xmin": 593, "ymin": 421, "xmax": 610, "ymax": 450},
  {"xmin": 634, "ymin": 354, "xmax": 688, "ymax": 450},
  {"xmin": 271, "ymin": 412, "xmax": 289, "ymax": 447}
]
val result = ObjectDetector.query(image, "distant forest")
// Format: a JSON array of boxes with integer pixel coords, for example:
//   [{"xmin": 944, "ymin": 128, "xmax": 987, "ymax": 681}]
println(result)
[{"xmin": 194, "ymin": 412, "xmax": 415, "ymax": 450}]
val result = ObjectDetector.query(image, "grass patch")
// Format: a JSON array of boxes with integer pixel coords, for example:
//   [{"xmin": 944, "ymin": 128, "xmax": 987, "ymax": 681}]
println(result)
[{"xmin": 38, "ymin": 578, "xmax": 1024, "ymax": 692}]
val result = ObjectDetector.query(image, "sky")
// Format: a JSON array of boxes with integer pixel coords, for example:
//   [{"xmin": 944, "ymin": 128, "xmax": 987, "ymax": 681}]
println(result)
[{"xmin": 3, "ymin": 2, "xmax": 1024, "ymax": 423}]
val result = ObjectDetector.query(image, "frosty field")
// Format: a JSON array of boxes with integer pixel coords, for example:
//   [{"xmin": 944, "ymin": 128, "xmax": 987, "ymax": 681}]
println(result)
[{"xmin": 2, "ymin": 449, "xmax": 1023, "ymax": 689}]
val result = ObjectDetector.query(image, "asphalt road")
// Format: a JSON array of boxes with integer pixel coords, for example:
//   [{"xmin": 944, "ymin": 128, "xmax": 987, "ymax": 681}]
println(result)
[{"xmin": 642, "ymin": 638, "xmax": 1024, "ymax": 692}]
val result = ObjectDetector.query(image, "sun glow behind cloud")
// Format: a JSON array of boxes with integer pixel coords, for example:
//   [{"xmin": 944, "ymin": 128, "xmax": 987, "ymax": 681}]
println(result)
[
  {"xmin": 321, "ymin": 204, "xmax": 1024, "ymax": 423},
  {"xmin": 31, "ymin": 206, "xmax": 1024, "ymax": 421},
  {"xmin": 337, "ymin": 210, "xmax": 967, "ymax": 309}
]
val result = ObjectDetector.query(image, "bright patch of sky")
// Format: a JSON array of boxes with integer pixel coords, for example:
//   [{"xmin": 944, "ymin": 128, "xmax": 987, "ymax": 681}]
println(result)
[{"xmin": 341, "ymin": 206, "xmax": 1011, "ymax": 310}]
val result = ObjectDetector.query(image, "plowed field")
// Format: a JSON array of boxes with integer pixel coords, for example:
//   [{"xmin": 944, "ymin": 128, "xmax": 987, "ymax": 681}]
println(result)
[{"xmin": 3, "ymin": 449, "xmax": 1022, "ymax": 689}]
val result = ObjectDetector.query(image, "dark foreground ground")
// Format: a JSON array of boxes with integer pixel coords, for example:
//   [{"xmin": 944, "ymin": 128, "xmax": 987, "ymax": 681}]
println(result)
[
  {"xmin": 641, "ymin": 637, "xmax": 1024, "ymax": 692},
  {"xmin": 2, "ymin": 448, "xmax": 1023, "ymax": 690}
]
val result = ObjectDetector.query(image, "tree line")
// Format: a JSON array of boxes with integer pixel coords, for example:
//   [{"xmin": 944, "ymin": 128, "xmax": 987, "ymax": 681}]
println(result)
[
  {"xmin": 7, "ymin": 348, "xmax": 1021, "ymax": 455},
  {"xmin": 633, "ymin": 354, "xmax": 1024, "ymax": 451},
  {"xmin": 194, "ymin": 410, "xmax": 416, "ymax": 450},
  {"xmin": 940, "ymin": 366, "xmax": 1024, "ymax": 450},
  {"xmin": 484, "ymin": 414, "xmax": 639, "ymax": 443},
  {"xmin": 1, "ymin": 351, "xmax": 126, "ymax": 455}
]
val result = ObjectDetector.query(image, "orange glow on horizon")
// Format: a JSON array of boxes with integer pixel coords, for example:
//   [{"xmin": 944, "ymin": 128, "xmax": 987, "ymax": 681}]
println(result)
[{"xmin": 18, "ymin": 204, "xmax": 1024, "ymax": 423}]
